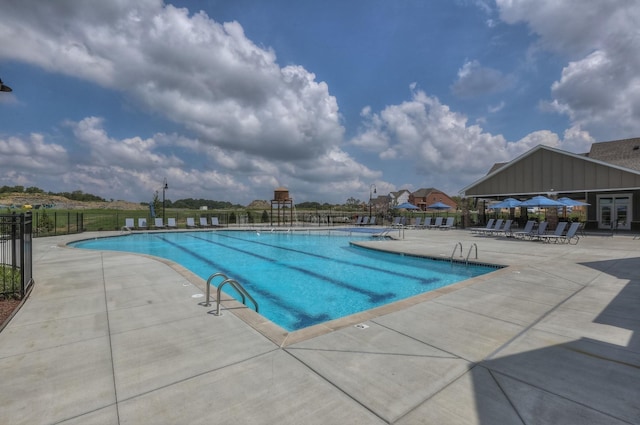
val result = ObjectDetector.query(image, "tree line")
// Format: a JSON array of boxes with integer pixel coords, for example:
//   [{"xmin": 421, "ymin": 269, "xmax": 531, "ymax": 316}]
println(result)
[{"xmin": 0, "ymin": 186, "xmax": 106, "ymax": 202}]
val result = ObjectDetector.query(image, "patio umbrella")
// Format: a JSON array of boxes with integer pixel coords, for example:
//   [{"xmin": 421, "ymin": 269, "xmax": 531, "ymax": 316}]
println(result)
[
  {"xmin": 519, "ymin": 195, "xmax": 566, "ymax": 208},
  {"xmin": 557, "ymin": 197, "xmax": 590, "ymax": 207},
  {"xmin": 393, "ymin": 202, "xmax": 420, "ymax": 225},
  {"xmin": 520, "ymin": 195, "xmax": 565, "ymax": 221},
  {"xmin": 557, "ymin": 197, "xmax": 590, "ymax": 219},
  {"xmin": 489, "ymin": 198, "xmax": 522, "ymax": 209},
  {"xmin": 426, "ymin": 201, "xmax": 451, "ymax": 210},
  {"xmin": 426, "ymin": 201, "xmax": 452, "ymax": 218},
  {"xmin": 395, "ymin": 202, "xmax": 420, "ymax": 210}
]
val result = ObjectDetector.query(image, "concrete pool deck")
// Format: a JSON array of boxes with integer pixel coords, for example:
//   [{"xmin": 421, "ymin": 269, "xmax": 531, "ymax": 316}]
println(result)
[{"xmin": 0, "ymin": 228, "xmax": 639, "ymax": 424}]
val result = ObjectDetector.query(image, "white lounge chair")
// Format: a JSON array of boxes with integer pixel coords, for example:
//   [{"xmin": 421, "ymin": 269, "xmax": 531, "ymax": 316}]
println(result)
[
  {"xmin": 137, "ymin": 218, "xmax": 148, "ymax": 230},
  {"xmin": 154, "ymin": 218, "xmax": 165, "ymax": 229},
  {"xmin": 123, "ymin": 218, "xmax": 134, "ymax": 230},
  {"xmin": 211, "ymin": 217, "xmax": 220, "ymax": 227},
  {"xmin": 199, "ymin": 217, "xmax": 209, "ymax": 227},
  {"xmin": 167, "ymin": 218, "xmax": 177, "ymax": 228},
  {"xmin": 369, "ymin": 216, "xmax": 376, "ymax": 225},
  {"xmin": 391, "ymin": 217, "xmax": 403, "ymax": 227},
  {"xmin": 186, "ymin": 217, "xmax": 197, "ymax": 228},
  {"xmin": 355, "ymin": 216, "xmax": 364, "ymax": 225}
]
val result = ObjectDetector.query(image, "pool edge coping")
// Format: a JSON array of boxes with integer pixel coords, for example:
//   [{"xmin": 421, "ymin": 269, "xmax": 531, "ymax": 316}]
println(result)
[{"xmin": 63, "ymin": 231, "xmax": 509, "ymax": 347}]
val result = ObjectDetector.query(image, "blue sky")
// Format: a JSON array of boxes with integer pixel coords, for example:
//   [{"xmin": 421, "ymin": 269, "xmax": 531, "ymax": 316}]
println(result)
[{"xmin": 1, "ymin": 1, "xmax": 638, "ymax": 205}]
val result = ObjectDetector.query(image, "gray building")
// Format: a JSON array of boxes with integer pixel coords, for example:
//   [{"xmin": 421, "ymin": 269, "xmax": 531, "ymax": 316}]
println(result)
[{"xmin": 460, "ymin": 138, "xmax": 640, "ymax": 231}]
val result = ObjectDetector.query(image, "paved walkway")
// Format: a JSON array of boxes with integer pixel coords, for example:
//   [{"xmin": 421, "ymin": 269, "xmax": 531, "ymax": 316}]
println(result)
[{"xmin": 0, "ymin": 228, "xmax": 638, "ymax": 424}]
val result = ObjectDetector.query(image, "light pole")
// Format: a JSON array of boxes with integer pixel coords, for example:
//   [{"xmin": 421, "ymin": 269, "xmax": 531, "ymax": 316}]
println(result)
[
  {"xmin": 162, "ymin": 178, "xmax": 168, "ymax": 219},
  {"xmin": 369, "ymin": 184, "xmax": 377, "ymax": 217}
]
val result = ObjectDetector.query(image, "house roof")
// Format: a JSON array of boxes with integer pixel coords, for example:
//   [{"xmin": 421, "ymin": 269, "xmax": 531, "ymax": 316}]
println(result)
[
  {"xmin": 390, "ymin": 189, "xmax": 410, "ymax": 198},
  {"xmin": 587, "ymin": 137, "xmax": 640, "ymax": 172},
  {"xmin": 411, "ymin": 187, "xmax": 439, "ymax": 197}
]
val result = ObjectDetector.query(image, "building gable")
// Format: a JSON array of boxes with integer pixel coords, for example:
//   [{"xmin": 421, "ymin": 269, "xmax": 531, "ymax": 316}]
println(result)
[{"xmin": 461, "ymin": 145, "xmax": 640, "ymax": 197}]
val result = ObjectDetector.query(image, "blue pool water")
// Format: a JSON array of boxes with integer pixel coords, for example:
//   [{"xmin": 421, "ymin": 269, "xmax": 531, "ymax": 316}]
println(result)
[{"xmin": 71, "ymin": 231, "xmax": 496, "ymax": 331}]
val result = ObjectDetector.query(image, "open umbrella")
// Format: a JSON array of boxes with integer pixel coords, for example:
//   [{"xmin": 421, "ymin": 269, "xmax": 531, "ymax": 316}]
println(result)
[
  {"xmin": 520, "ymin": 195, "xmax": 565, "ymax": 221},
  {"xmin": 519, "ymin": 195, "xmax": 566, "ymax": 208},
  {"xmin": 557, "ymin": 197, "xmax": 590, "ymax": 219},
  {"xmin": 426, "ymin": 201, "xmax": 451, "ymax": 210},
  {"xmin": 394, "ymin": 202, "xmax": 420, "ymax": 226},
  {"xmin": 557, "ymin": 197, "xmax": 590, "ymax": 207},
  {"xmin": 489, "ymin": 198, "xmax": 522, "ymax": 209},
  {"xmin": 395, "ymin": 202, "xmax": 420, "ymax": 210}
]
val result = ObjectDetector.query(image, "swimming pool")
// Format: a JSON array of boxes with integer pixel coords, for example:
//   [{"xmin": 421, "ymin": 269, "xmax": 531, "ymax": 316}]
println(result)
[{"xmin": 71, "ymin": 231, "xmax": 496, "ymax": 331}]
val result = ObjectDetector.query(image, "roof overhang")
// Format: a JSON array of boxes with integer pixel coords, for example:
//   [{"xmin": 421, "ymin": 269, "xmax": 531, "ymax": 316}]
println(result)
[{"xmin": 459, "ymin": 144, "xmax": 640, "ymax": 198}]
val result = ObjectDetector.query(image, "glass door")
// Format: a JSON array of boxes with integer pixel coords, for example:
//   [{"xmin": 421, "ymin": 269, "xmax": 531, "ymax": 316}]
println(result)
[
  {"xmin": 597, "ymin": 195, "xmax": 631, "ymax": 230},
  {"xmin": 615, "ymin": 198, "xmax": 630, "ymax": 230},
  {"xmin": 598, "ymin": 198, "xmax": 612, "ymax": 229}
]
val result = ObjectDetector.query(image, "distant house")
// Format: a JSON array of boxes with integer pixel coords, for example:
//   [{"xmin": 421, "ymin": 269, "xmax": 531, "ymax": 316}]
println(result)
[
  {"xmin": 372, "ymin": 194, "xmax": 391, "ymax": 213},
  {"xmin": 389, "ymin": 189, "xmax": 411, "ymax": 208},
  {"xmin": 460, "ymin": 137, "xmax": 640, "ymax": 231},
  {"xmin": 410, "ymin": 188, "xmax": 457, "ymax": 211}
]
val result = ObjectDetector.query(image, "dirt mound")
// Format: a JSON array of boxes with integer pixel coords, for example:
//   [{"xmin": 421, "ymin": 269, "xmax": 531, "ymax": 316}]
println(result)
[
  {"xmin": 246, "ymin": 200, "xmax": 270, "ymax": 210},
  {"xmin": 0, "ymin": 193, "xmax": 145, "ymax": 210}
]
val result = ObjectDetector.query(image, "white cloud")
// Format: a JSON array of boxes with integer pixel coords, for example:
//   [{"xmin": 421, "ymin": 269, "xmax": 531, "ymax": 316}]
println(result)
[
  {"xmin": 0, "ymin": 2, "xmax": 344, "ymax": 160},
  {"xmin": 0, "ymin": 133, "xmax": 68, "ymax": 174},
  {"xmin": 488, "ymin": 101, "xmax": 505, "ymax": 113},
  {"xmin": 350, "ymin": 88, "xmax": 587, "ymax": 194},
  {"xmin": 548, "ymin": 49, "xmax": 640, "ymax": 138},
  {"xmin": 451, "ymin": 60, "xmax": 514, "ymax": 97},
  {"xmin": 497, "ymin": 0, "xmax": 640, "ymax": 138},
  {"xmin": 0, "ymin": 113, "xmax": 379, "ymax": 204}
]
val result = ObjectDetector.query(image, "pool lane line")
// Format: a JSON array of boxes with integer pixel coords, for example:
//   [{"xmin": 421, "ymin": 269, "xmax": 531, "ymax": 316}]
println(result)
[
  {"xmin": 187, "ymin": 233, "xmax": 397, "ymax": 303},
  {"xmin": 153, "ymin": 235, "xmax": 332, "ymax": 330},
  {"xmin": 210, "ymin": 231, "xmax": 446, "ymax": 287}
]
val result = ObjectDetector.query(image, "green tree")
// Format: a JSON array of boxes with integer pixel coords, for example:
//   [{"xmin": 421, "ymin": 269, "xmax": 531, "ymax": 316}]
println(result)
[
  {"xmin": 345, "ymin": 197, "xmax": 361, "ymax": 208},
  {"xmin": 152, "ymin": 191, "xmax": 161, "ymax": 218},
  {"xmin": 38, "ymin": 209, "xmax": 54, "ymax": 232},
  {"xmin": 25, "ymin": 186, "xmax": 44, "ymax": 194}
]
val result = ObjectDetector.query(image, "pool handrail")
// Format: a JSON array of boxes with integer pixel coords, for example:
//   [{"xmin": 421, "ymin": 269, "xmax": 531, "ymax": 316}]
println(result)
[
  {"xmin": 215, "ymin": 278, "xmax": 259, "ymax": 316},
  {"xmin": 466, "ymin": 243, "xmax": 478, "ymax": 265},
  {"xmin": 205, "ymin": 272, "xmax": 229, "ymax": 307},
  {"xmin": 450, "ymin": 242, "xmax": 463, "ymax": 263}
]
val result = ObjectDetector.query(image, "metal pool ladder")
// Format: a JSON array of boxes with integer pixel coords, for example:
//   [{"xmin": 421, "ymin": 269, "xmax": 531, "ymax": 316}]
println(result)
[
  {"xmin": 204, "ymin": 272, "xmax": 259, "ymax": 316},
  {"xmin": 450, "ymin": 242, "xmax": 479, "ymax": 266},
  {"xmin": 466, "ymin": 243, "xmax": 478, "ymax": 265},
  {"xmin": 450, "ymin": 242, "xmax": 463, "ymax": 263}
]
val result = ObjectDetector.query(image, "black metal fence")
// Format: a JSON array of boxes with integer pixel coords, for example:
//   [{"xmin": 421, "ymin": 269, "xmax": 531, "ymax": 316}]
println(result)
[
  {"xmin": 32, "ymin": 210, "xmax": 83, "ymax": 237},
  {"xmin": 0, "ymin": 212, "xmax": 33, "ymax": 299}
]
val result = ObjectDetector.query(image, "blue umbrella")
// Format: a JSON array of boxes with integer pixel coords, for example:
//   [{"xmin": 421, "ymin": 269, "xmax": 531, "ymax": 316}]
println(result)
[
  {"xmin": 490, "ymin": 198, "xmax": 522, "ymax": 209},
  {"xmin": 395, "ymin": 202, "xmax": 420, "ymax": 210},
  {"xmin": 426, "ymin": 201, "xmax": 451, "ymax": 210},
  {"xmin": 519, "ymin": 195, "xmax": 565, "ymax": 208},
  {"xmin": 557, "ymin": 197, "xmax": 590, "ymax": 206},
  {"xmin": 557, "ymin": 197, "xmax": 589, "ymax": 219}
]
